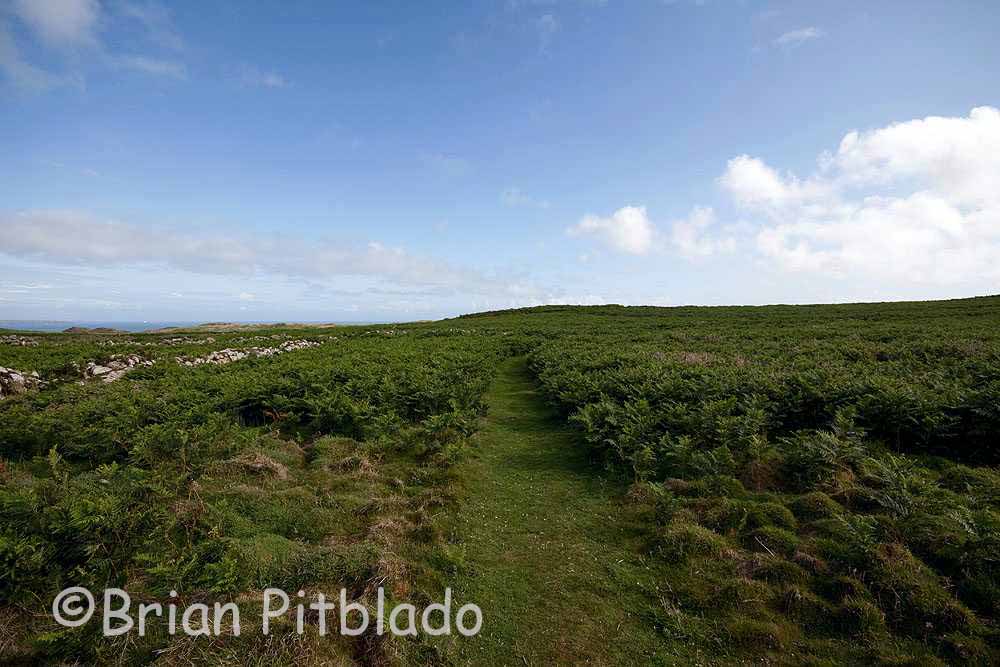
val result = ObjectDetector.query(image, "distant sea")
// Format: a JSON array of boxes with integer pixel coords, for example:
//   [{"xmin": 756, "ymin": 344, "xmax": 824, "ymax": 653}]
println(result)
[
  {"xmin": 0, "ymin": 320, "xmax": 380, "ymax": 333},
  {"xmin": 0, "ymin": 320, "xmax": 202, "ymax": 333}
]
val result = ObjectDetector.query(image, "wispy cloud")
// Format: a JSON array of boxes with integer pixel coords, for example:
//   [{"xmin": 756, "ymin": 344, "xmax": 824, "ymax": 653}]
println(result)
[
  {"xmin": 421, "ymin": 152, "xmax": 471, "ymax": 178},
  {"xmin": 774, "ymin": 27, "xmax": 823, "ymax": 48},
  {"xmin": 117, "ymin": 1, "xmax": 184, "ymax": 51},
  {"xmin": 0, "ymin": 209, "xmax": 615, "ymax": 319},
  {"xmin": 1, "ymin": 0, "xmax": 188, "ymax": 91},
  {"xmin": 9, "ymin": 0, "xmax": 100, "ymax": 49},
  {"xmin": 42, "ymin": 160, "xmax": 101, "ymax": 178},
  {"xmin": 0, "ymin": 25, "xmax": 79, "ymax": 92},
  {"xmin": 501, "ymin": 187, "xmax": 550, "ymax": 209},
  {"xmin": 0, "ymin": 210, "xmax": 495, "ymax": 290},
  {"xmin": 236, "ymin": 64, "xmax": 288, "ymax": 89},
  {"xmin": 536, "ymin": 13, "xmax": 559, "ymax": 53},
  {"xmin": 115, "ymin": 54, "xmax": 186, "ymax": 79}
]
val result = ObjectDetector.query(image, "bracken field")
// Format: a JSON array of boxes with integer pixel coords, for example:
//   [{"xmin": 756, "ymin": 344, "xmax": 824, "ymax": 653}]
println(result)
[{"xmin": 1, "ymin": 297, "xmax": 999, "ymax": 665}]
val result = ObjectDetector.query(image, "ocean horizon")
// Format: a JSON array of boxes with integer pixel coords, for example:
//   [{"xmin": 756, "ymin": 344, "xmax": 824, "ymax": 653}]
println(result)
[
  {"xmin": 0, "ymin": 320, "xmax": 380, "ymax": 333},
  {"xmin": 0, "ymin": 320, "xmax": 204, "ymax": 333}
]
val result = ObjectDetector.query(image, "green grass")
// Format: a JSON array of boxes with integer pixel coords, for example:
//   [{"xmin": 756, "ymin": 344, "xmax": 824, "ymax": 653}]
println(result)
[{"xmin": 437, "ymin": 358, "xmax": 680, "ymax": 665}]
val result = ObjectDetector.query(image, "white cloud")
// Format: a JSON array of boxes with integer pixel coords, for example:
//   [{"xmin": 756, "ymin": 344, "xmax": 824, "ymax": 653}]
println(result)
[
  {"xmin": 829, "ymin": 106, "xmax": 1000, "ymax": 207},
  {"xmin": 670, "ymin": 207, "xmax": 735, "ymax": 258},
  {"xmin": 773, "ymin": 26, "xmax": 822, "ymax": 48},
  {"xmin": 716, "ymin": 107, "xmax": 1000, "ymax": 287},
  {"xmin": 569, "ymin": 205, "xmax": 655, "ymax": 255},
  {"xmin": 719, "ymin": 155, "xmax": 833, "ymax": 212},
  {"xmin": 754, "ymin": 192, "xmax": 994, "ymax": 283},
  {"xmin": 10, "ymin": 0, "xmax": 99, "ymax": 48}
]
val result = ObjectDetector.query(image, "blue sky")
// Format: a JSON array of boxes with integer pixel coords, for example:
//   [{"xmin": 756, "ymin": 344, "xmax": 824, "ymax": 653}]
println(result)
[{"xmin": 2, "ymin": 0, "xmax": 999, "ymax": 322}]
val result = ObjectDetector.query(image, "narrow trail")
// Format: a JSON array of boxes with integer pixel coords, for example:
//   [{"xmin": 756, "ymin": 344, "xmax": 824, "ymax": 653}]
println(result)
[{"xmin": 444, "ymin": 357, "xmax": 670, "ymax": 666}]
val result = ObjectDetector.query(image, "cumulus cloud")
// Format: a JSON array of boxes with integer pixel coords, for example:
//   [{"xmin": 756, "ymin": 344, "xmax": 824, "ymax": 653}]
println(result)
[
  {"xmin": 569, "ymin": 205, "xmax": 735, "ymax": 259},
  {"xmin": 773, "ymin": 26, "xmax": 822, "ymax": 48},
  {"xmin": 569, "ymin": 206, "xmax": 655, "ymax": 255},
  {"xmin": 718, "ymin": 155, "xmax": 834, "ymax": 212},
  {"xmin": 718, "ymin": 106, "xmax": 1000, "ymax": 286},
  {"xmin": 670, "ymin": 207, "xmax": 735, "ymax": 258},
  {"xmin": 829, "ymin": 106, "xmax": 1000, "ymax": 207}
]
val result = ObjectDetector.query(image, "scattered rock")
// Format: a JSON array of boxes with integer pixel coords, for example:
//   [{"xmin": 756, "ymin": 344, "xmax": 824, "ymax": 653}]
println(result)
[
  {"xmin": 0, "ymin": 366, "xmax": 44, "ymax": 399},
  {"xmin": 176, "ymin": 340, "xmax": 321, "ymax": 367},
  {"xmin": 97, "ymin": 339, "xmax": 157, "ymax": 347},
  {"xmin": 230, "ymin": 334, "xmax": 290, "ymax": 344},
  {"xmin": 97, "ymin": 336, "xmax": 219, "ymax": 347},
  {"xmin": 0, "ymin": 335, "xmax": 39, "ymax": 347},
  {"xmin": 84, "ymin": 354, "xmax": 154, "ymax": 383}
]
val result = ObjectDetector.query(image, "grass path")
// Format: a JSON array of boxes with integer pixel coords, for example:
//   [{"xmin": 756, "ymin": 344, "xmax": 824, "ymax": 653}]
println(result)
[{"xmin": 442, "ymin": 357, "xmax": 673, "ymax": 666}]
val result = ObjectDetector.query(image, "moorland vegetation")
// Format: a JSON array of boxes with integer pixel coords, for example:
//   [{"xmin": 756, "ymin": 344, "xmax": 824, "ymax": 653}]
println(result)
[{"xmin": 1, "ymin": 297, "xmax": 998, "ymax": 664}]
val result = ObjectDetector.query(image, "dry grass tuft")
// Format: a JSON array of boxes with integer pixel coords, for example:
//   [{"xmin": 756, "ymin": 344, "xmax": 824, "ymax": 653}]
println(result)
[
  {"xmin": 233, "ymin": 452, "xmax": 290, "ymax": 480},
  {"xmin": 678, "ymin": 351, "xmax": 713, "ymax": 365}
]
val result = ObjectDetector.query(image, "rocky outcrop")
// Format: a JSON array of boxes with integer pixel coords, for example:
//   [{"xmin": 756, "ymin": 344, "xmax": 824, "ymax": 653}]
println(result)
[
  {"xmin": 0, "ymin": 367, "xmax": 43, "ymax": 399},
  {"xmin": 160, "ymin": 337, "xmax": 216, "ymax": 345},
  {"xmin": 96, "ymin": 339, "xmax": 160, "ymax": 347},
  {"xmin": 176, "ymin": 340, "xmax": 321, "ymax": 367},
  {"xmin": 230, "ymin": 334, "xmax": 291, "ymax": 344},
  {"xmin": 97, "ymin": 336, "xmax": 219, "ymax": 347},
  {"xmin": 84, "ymin": 355, "xmax": 154, "ymax": 383},
  {"xmin": 177, "ymin": 348, "xmax": 252, "ymax": 366},
  {"xmin": 0, "ymin": 335, "xmax": 39, "ymax": 347}
]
